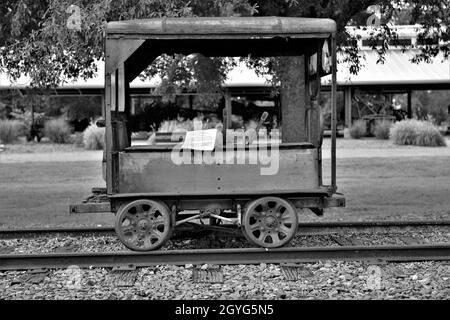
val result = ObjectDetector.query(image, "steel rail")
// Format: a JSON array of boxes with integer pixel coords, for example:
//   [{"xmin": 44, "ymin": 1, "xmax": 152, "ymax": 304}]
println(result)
[
  {"xmin": 0, "ymin": 220, "xmax": 449, "ymax": 237},
  {"xmin": 0, "ymin": 244, "xmax": 449, "ymax": 271}
]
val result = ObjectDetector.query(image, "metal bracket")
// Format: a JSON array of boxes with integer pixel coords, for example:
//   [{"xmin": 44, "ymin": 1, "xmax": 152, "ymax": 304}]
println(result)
[
  {"xmin": 176, "ymin": 214, "xmax": 202, "ymax": 227},
  {"xmin": 171, "ymin": 204, "xmax": 177, "ymax": 228},
  {"xmin": 236, "ymin": 204, "xmax": 242, "ymax": 227},
  {"xmin": 210, "ymin": 213, "xmax": 237, "ymax": 225},
  {"xmin": 69, "ymin": 202, "xmax": 111, "ymax": 214},
  {"xmin": 176, "ymin": 210, "xmax": 239, "ymax": 227}
]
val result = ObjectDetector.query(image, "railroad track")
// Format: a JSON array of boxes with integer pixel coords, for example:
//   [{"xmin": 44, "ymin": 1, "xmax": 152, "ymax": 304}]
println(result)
[
  {"xmin": 1, "ymin": 219, "xmax": 449, "ymax": 238},
  {"xmin": 1, "ymin": 220, "xmax": 448, "ymax": 271},
  {"xmin": 0, "ymin": 244, "xmax": 449, "ymax": 271}
]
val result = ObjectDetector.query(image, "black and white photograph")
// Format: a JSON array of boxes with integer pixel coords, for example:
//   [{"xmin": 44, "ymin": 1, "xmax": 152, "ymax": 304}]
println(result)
[{"xmin": 0, "ymin": 0, "xmax": 449, "ymax": 311}]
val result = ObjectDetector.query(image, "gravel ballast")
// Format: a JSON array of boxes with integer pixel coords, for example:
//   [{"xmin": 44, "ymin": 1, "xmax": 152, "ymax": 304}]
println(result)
[
  {"xmin": 0, "ymin": 261, "xmax": 448, "ymax": 300},
  {"xmin": 1, "ymin": 225, "xmax": 449, "ymax": 300}
]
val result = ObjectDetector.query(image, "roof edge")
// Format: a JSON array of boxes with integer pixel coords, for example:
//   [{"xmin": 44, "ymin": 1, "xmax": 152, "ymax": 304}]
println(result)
[{"xmin": 106, "ymin": 16, "xmax": 337, "ymax": 36}]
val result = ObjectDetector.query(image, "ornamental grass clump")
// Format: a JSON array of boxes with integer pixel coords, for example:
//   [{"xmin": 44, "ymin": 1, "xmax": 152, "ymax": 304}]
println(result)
[
  {"xmin": 414, "ymin": 121, "xmax": 447, "ymax": 147},
  {"xmin": 349, "ymin": 120, "xmax": 367, "ymax": 139},
  {"xmin": 83, "ymin": 124, "xmax": 105, "ymax": 150},
  {"xmin": 0, "ymin": 120, "xmax": 23, "ymax": 144},
  {"xmin": 390, "ymin": 120, "xmax": 446, "ymax": 147},
  {"xmin": 44, "ymin": 118, "xmax": 71, "ymax": 144},
  {"xmin": 373, "ymin": 120, "xmax": 392, "ymax": 140}
]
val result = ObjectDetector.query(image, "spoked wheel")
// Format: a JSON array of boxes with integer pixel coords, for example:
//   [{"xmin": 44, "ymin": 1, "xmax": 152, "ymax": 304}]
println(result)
[
  {"xmin": 242, "ymin": 197, "xmax": 298, "ymax": 248},
  {"xmin": 115, "ymin": 199, "xmax": 172, "ymax": 251}
]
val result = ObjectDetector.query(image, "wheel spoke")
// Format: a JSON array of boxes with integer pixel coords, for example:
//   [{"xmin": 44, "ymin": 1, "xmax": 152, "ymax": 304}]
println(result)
[
  {"xmin": 249, "ymin": 223, "xmax": 261, "ymax": 232},
  {"xmin": 281, "ymin": 215, "xmax": 293, "ymax": 223},
  {"xmin": 279, "ymin": 225, "xmax": 291, "ymax": 236},
  {"xmin": 125, "ymin": 213, "xmax": 138, "ymax": 223},
  {"xmin": 249, "ymin": 211, "xmax": 262, "ymax": 220},
  {"xmin": 136, "ymin": 204, "xmax": 146, "ymax": 214},
  {"xmin": 151, "ymin": 230, "xmax": 163, "ymax": 240},
  {"xmin": 154, "ymin": 216, "xmax": 166, "ymax": 227},
  {"xmin": 274, "ymin": 203, "xmax": 284, "ymax": 214},
  {"xmin": 124, "ymin": 233, "xmax": 139, "ymax": 245},
  {"xmin": 143, "ymin": 237, "xmax": 156, "ymax": 249},
  {"xmin": 148, "ymin": 208, "xmax": 159, "ymax": 217},
  {"xmin": 121, "ymin": 225, "xmax": 135, "ymax": 234},
  {"xmin": 257, "ymin": 231, "xmax": 268, "ymax": 242},
  {"xmin": 272, "ymin": 233, "xmax": 281, "ymax": 244}
]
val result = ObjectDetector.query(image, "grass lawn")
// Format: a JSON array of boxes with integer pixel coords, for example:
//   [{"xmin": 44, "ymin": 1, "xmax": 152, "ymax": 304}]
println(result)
[
  {"xmin": 322, "ymin": 156, "xmax": 450, "ymax": 221},
  {"xmin": 0, "ymin": 138, "xmax": 449, "ymax": 228},
  {"xmin": 0, "ymin": 161, "xmax": 112, "ymax": 228},
  {"xmin": 1, "ymin": 137, "xmax": 86, "ymax": 154}
]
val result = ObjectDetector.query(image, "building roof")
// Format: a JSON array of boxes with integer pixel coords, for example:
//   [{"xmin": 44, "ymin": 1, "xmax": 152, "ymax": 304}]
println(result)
[
  {"xmin": 1, "ymin": 50, "xmax": 448, "ymax": 91},
  {"xmin": 332, "ymin": 49, "xmax": 450, "ymax": 86},
  {"xmin": 0, "ymin": 59, "xmax": 267, "ymax": 90}
]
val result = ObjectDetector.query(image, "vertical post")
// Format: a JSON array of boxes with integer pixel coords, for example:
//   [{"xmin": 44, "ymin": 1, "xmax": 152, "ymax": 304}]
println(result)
[
  {"xmin": 111, "ymin": 71, "xmax": 117, "ymax": 113},
  {"xmin": 344, "ymin": 87, "xmax": 352, "ymax": 128},
  {"xmin": 305, "ymin": 55, "xmax": 311, "ymax": 143},
  {"xmin": 101, "ymin": 95, "xmax": 105, "ymax": 118},
  {"xmin": 223, "ymin": 91, "xmax": 232, "ymax": 145},
  {"xmin": 225, "ymin": 91, "xmax": 232, "ymax": 130},
  {"xmin": 105, "ymin": 74, "xmax": 113, "ymax": 194},
  {"xmin": 407, "ymin": 89, "xmax": 412, "ymax": 119},
  {"xmin": 118, "ymin": 64, "xmax": 126, "ymax": 113},
  {"xmin": 31, "ymin": 104, "xmax": 35, "ymax": 139},
  {"xmin": 331, "ymin": 35, "xmax": 337, "ymax": 193}
]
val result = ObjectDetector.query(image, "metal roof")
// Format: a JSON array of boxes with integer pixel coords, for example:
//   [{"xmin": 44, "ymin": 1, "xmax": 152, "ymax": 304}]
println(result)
[
  {"xmin": 106, "ymin": 17, "xmax": 337, "ymax": 38},
  {"xmin": 333, "ymin": 49, "xmax": 450, "ymax": 86},
  {"xmin": 0, "ymin": 60, "xmax": 265, "ymax": 90},
  {"xmin": 1, "ymin": 50, "xmax": 448, "ymax": 91}
]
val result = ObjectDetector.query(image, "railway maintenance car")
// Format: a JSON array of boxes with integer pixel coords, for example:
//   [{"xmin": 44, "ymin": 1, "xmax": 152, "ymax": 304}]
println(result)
[{"xmin": 72, "ymin": 16, "xmax": 345, "ymax": 251}]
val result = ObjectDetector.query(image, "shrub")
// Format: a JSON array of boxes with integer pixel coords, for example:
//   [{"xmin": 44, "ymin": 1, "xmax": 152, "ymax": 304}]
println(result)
[
  {"xmin": 44, "ymin": 118, "xmax": 71, "ymax": 144},
  {"xmin": 0, "ymin": 120, "xmax": 24, "ymax": 144},
  {"xmin": 72, "ymin": 132, "xmax": 85, "ymax": 148},
  {"xmin": 349, "ymin": 120, "xmax": 367, "ymax": 139},
  {"xmin": 373, "ymin": 120, "xmax": 392, "ymax": 140},
  {"xmin": 390, "ymin": 120, "xmax": 446, "ymax": 147},
  {"xmin": 414, "ymin": 122, "xmax": 447, "ymax": 147},
  {"xmin": 83, "ymin": 125, "xmax": 105, "ymax": 150}
]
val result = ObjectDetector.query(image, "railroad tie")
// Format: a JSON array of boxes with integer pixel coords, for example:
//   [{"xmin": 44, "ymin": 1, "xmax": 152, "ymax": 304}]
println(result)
[
  {"xmin": 108, "ymin": 265, "xmax": 139, "ymax": 288},
  {"xmin": 281, "ymin": 263, "xmax": 313, "ymax": 281},
  {"xmin": 192, "ymin": 265, "xmax": 223, "ymax": 283}
]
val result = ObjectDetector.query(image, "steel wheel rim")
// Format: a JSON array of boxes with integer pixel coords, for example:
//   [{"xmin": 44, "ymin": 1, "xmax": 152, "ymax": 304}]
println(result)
[
  {"xmin": 115, "ymin": 200, "xmax": 171, "ymax": 251},
  {"xmin": 243, "ymin": 197, "xmax": 298, "ymax": 248}
]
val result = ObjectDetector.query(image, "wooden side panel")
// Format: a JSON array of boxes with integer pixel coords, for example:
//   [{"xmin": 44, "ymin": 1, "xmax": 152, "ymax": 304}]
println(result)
[{"xmin": 118, "ymin": 149, "xmax": 319, "ymax": 194}]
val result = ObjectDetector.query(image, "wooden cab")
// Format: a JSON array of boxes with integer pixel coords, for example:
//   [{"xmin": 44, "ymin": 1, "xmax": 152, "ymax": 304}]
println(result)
[{"xmin": 100, "ymin": 17, "xmax": 345, "ymax": 251}]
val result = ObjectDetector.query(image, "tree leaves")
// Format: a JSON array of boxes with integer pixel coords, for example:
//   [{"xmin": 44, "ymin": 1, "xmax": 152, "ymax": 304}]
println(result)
[{"xmin": 0, "ymin": 0, "xmax": 448, "ymax": 91}]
